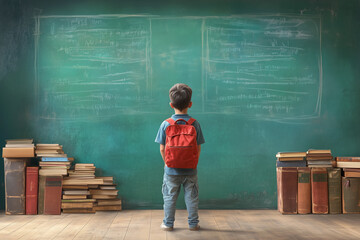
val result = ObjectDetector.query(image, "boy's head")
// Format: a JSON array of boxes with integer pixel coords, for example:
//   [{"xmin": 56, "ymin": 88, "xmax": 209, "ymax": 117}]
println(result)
[{"xmin": 169, "ymin": 83, "xmax": 192, "ymax": 111}]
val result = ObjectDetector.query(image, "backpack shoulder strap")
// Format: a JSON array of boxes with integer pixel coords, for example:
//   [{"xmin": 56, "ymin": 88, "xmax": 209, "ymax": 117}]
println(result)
[
  {"xmin": 187, "ymin": 118, "xmax": 196, "ymax": 125},
  {"xmin": 165, "ymin": 118, "xmax": 175, "ymax": 125}
]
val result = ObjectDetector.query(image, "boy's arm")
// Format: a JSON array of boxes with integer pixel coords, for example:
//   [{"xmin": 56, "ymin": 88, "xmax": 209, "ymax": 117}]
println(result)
[
  {"xmin": 198, "ymin": 145, "xmax": 201, "ymax": 157},
  {"xmin": 160, "ymin": 144, "xmax": 165, "ymax": 162}
]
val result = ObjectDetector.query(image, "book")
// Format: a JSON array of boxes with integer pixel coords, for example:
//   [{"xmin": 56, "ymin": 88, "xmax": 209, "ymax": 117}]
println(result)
[
  {"xmin": 63, "ymin": 178, "xmax": 104, "ymax": 185},
  {"xmin": 6, "ymin": 139, "xmax": 33, "ymax": 144},
  {"xmin": 276, "ymin": 152, "xmax": 306, "ymax": 158},
  {"xmin": 2, "ymin": 148, "xmax": 35, "ymax": 158},
  {"xmin": 276, "ymin": 160, "xmax": 306, "ymax": 168},
  {"xmin": 344, "ymin": 172, "xmax": 360, "ymax": 177},
  {"xmin": 307, "ymin": 160, "xmax": 334, "ymax": 165},
  {"xmin": 44, "ymin": 176, "xmax": 63, "ymax": 215},
  {"xmin": 62, "ymin": 195, "xmax": 87, "ymax": 200},
  {"xmin": 343, "ymin": 168, "xmax": 360, "ymax": 172},
  {"xmin": 297, "ymin": 167, "xmax": 311, "ymax": 214},
  {"xmin": 97, "ymin": 199, "xmax": 122, "ymax": 206},
  {"xmin": 26, "ymin": 167, "xmax": 39, "ymax": 215},
  {"xmin": 307, "ymin": 149, "xmax": 331, "ymax": 154},
  {"xmin": 89, "ymin": 189, "xmax": 118, "ymax": 196},
  {"xmin": 336, "ymin": 157, "xmax": 360, "ymax": 162},
  {"xmin": 61, "ymin": 199, "xmax": 96, "ymax": 203},
  {"xmin": 277, "ymin": 167, "xmax": 297, "ymax": 214},
  {"xmin": 39, "ymin": 168, "xmax": 67, "ymax": 176},
  {"xmin": 100, "ymin": 185, "xmax": 117, "ymax": 190},
  {"xmin": 61, "ymin": 202, "xmax": 94, "ymax": 209},
  {"xmin": 306, "ymin": 156, "xmax": 333, "ymax": 160},
  {"xmin": 62, "ymin": 185, "xmax": 89, "ymax": 190},
  {"xmin": 40, "ymin": 157, "xmax": 69, "ymax": 162},
  {"xmin": 5, "ymin": 144, "xmax": 35, "ymax": 148},
  {"xmin": 38, "ymin": 176, "xmax": 46, "ymax": 214},
  {"xmin": 327, "ymin": 168, "xmax": 342, "ymax": 214},
  {"xmin": 62, "ymin": 209, "xmax": 95, "ymax": 213},
  {"xmin": 63, "ymin": 190, "xmax": 90, "ymax": 195},
  {"xmin": 308, "ymin": 165, "xmax": 333, "ymax": 168},
  {"xmin": 336, "ymin": 162, "xmax": 360, "ymax": 168},
  {"xmin": 91, "ymin": 195, "xmax": 117, "ymax": 199},
  {"xmin": 93, "ymin": 205, "xmax": 122, "ymax": 211},
  {"xmin": 342, "ymin": 177, "xmax": 360, "ymax": 213},
  {"xmin": 311, "ymin": 168, "xmax": 328, "ymax": 214},
  {"xmin": 277, "ymin": 157, "xmax": 304, "ymax": 161},
  {"xmin": 4, "ymin": 158, "xmax": 29, "ymax": 214}
]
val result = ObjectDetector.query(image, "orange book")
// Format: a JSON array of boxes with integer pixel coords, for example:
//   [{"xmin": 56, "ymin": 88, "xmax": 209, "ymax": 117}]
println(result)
[
  {"xmin": 297, "ymin": 168, "xmax": 311, "ymax": 214},
  {"xmin": 311, "ymin": 168, "xmax": 328, "ymax": 214}
]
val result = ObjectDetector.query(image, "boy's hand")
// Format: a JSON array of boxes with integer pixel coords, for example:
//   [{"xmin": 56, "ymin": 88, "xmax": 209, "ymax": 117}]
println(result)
[{"xmin": 160, "ymin": 144, "xmax": 165, "ymax": 162}]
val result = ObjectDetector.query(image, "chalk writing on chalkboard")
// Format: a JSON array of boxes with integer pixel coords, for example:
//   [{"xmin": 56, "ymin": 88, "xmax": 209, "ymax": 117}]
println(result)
[{"xmin": 203, "ymin": 16, "xmax": 322, "ymax": 120}]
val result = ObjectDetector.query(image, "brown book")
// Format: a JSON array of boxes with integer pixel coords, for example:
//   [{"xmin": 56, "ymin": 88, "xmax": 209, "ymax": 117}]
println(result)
[
  {"xmin": 100, "ymin": 185, "xmax": 117, "ymax": 190},
  {"xmin": 62, "ymin": 195, "xmax": 87, "ymax": 200},
  {"xmin": 62, "ymin": 199, "xmax": 96, "ymax": 203},
  {"xmin": 2, "ymin": 148, "xmax": 35, "ymax": 158},
  {"xmin": 97, "ymin": 199, "xmax": 122, "ymax": 206},
  {"xmin": 63, "ymin": 190, "xmax": 90, "ymax": 195},
  {"xmin": 336, "ymin": 157, "xmax": 360, "ymax": 162},
  {"xmin": 277, "ymin": 167, "xmax": 297, "ymax": 214},
  {"xmin": 276, "ymin": 152, "xmax": 306, "ymax": 158},
  {"xmin": 307, "ymin": 149, "xmax": 331, "ymax": 154},
  {"xmin": 297, "ymin": 167, "xmax": 311, "ymax": 214},
  {"xmin": 38, "ymin": 175, "xmax": 46, "ymax": 214},
  {"xmin": 63, "ymin": 178, "xmax": 103, "ymax": 185},
  {"xmin": 336, "ymin": 162, "xmax": 360, "ymax": 168},
  {"xmin": 4, "ymin": 158, "xmax": 29, "ymax": 215},
  {"xmin": 311, "ymin": 168, "xmax": 328, "ymax": 214},
  {"xmin": 277, "ymin": 157, "xmax": 304, "ymax": 161},
  {"xmin": 328, "ymin": 168, "xmax": 342, "ymax": 214},
  {"xmin": 93, "ymin": 205, "xmax": 122, "ymax": 211},
  {"xmin": 343, "ymin": 168, "xmax": 360, "ymax": 172},
  {"xmin": 62, "ymin": 208, "xmax": 95, "ymax": 213},
  {"xmin": 26, "ymin": 167, "xmax": 39, "ymax": 215},
  {"xmin": 61, "ymin": 202, "xmax": 94, "ymax": 209},
  {"xmin": 342, "ymin": 177, "xmax": 360, "ymax": 213},
  {"xmin": 89, "ymin": 189, "xmax": 118, "ymax": 196},
  {"xmin": 345, "ymin": 172, "xmax": 360, "ymax": 177},
  {"xmin": 91, "ymin": 195, "xmax": 117, "ymax": 199},
  {"xmin": 306, "ymin": 156, "xmax": 333, "ymax": 160},
  {"xmin": 44, "ymin": 176, "xmax": 63, "ymax": 215},
  {"xmin": 62, "ymin": 185, "xmax": 89, "ymax": 190}
]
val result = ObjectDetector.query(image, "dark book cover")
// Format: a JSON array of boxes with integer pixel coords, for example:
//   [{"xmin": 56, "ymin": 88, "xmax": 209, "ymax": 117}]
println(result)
[
  {"xmin": 342, "ymin": 177, "xmax": 360, "ymax": 214},
  {"xmin": 311, "ymin": 168, "xmax": 328, "ymax": 214},
  {"xmin": 4, "ymin": 158, "xmax": 29, "ymax": 215},
  {"xmin": 297, "ymin": 167, "xmax": 311, "ymax": 214},
  {"xmin": 328, "ymin": 168, "xmax": 342, "ymax": 214},
  {"xmin": 26, "ymin": 167, "xmax": 39, "ymax": 215},
  {"xmin": 277, "ymin": 167, "xmax": 297, "ymax": 214},
  {"xmin": 276, "ymin": 160, "xmax": 306, "ymax": 168},
  {"xmin": 38, "ymin": 175, "xmax": 46, "ymax": 214},
  {"xmin": 44, "ymin": 176, "xmax": 63, "ymax": 215}
]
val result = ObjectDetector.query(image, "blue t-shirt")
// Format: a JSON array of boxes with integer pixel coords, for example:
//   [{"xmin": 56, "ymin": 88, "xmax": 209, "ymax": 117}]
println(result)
[{"xmin": 155, "ymin": 114, "xmax": 205, "ymax": 175}]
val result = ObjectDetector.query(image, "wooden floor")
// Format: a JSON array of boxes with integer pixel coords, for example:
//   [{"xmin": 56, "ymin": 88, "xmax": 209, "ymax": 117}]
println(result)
[{"xmin": 1, "ymin": 210, "xmax": 360, "ymax": 240}]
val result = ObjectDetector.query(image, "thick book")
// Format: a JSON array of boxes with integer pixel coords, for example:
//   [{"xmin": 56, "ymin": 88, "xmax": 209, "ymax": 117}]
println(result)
[
  {"xmin": 44, "ymin": 176, "xmax": 63, "ymax": 215},
  {"xmin": 4, "ymin": 158, "xmax": 29, "ymax": 214},
  {"xmin": 336, "ymin": 162, "xmax": 360, "ymax": 168},
  {"xmin": 276, "ymin": 152, "xmax": 306, "ymax": 158},
  {"xmin": 344, "ymin": 172, "xmax": 360, "ymax": 177},
  {"xmin": 307, "ymin": 149, "xmax": 331, "ymax": 154},
  {"xmin": 277, "ymin": 157, "xmax": 304, "ymax": 161},
  {"xmin": 89, "ymin": 189, "xmax": 118, "ymax": 196},
  {"xmin": 297, "ymin": 167, "xmax": 311, "ymax": 214},
  {"xmin": 336, "ymin": 157, "xmax": 360, "ymax": 162},
  {"xmin": 2, "ymin": 148, "xmax": 34, "ymax": 158},
  {"xmin": 26, "ymin": 167, "xmax": 39, "ymax": 215},
  {"xmin": 343, "ymin": 168, "xmax": 360, "ymax": 172},
  {"xmin": 61, "ymin": 202, "xmax": 94, "ymax": 209},
  {"xmin": 38, "ymin": 176, "xmax": 46, "ymax": 214},
  {"xmin": 97, "ymin": 199, "xmax": 122, "ymax": 206},
  {"xmin": 276, "ymin": 160, "xmax": 306, "ymax": 168},
  {"xmin": 327, "ymin": 168, "xmax": 341, "ymax": 214},
  {"xmin": 62, "ymin": 208, "xmax": 95, "ymax": 213},
  {"xmin": 277, "ymin": 167, "xmax": 297, "ymax": 214},
  {"xmin": 342, "ymin": 177, "xmax": 360, "ymax": 213},
  {"xmin": 311, "ymin": 168, "xmax": 328, "ymax": 214},
  {"xmin": 93, "ymin": 205, "xmax": 122, "ymax": 211}
]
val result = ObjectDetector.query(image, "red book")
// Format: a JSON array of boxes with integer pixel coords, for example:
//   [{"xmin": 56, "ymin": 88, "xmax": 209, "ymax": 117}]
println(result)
[
  {"xmin": 297, "ymin": 167, "xmax": 311, "ymax": 214},
  {"xmin": 311, "ymin": 168, "xmax": 328, "ymax": 214},
  {"xmin": 277, "ymin": 167, "xmax": 297, "ymax": 214},
  {"xmin": 44, "ymin": 176, "xmax": 63, "ymax": 215},
  {"xmin": 26, "ymin": 167, "xmax": 39, "ymax": 215}
]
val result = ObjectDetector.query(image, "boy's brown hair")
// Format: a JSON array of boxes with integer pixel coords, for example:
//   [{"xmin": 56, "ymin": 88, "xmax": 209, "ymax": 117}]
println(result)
[{"xmin": 169, "ymin": 83, "xmax": 192, "ymax": 111}]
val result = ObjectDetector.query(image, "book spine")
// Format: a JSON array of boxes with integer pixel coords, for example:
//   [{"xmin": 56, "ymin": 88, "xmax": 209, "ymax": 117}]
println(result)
[
  {"xmin": 311, "ymin": 168, "xmax": 328, "ymax": 214},
  {"xmin": 328, "ymin": 168, "xmax": 342, "ymax": 214},
  {"xmin": 38, "ymin": 175, "xmax": 46, "ymax": 214},
  {"xmin": 26, "ymin": 167, "xmax": 39, "ymax": 215},
  {"xmin": 276, "ymin": 160, "xmax": 306, "ymax": 168},
  {"xmin": 342, "ymin": 177, "xmax": 360, "ymax": 214},
  {"xmin": 44, "ymin": 176, "xmax": 63, "ymax": 215},
  {"xmin": 4, "ymin": 158, "xmax": 28, "ymax": 215},
  {"xmin": 277, "ymin": 167, "xmax": 297, "ymax": 214},
  {"xmin": 297, "ymin": 167, "xmax": 311, "ymax": 214}
]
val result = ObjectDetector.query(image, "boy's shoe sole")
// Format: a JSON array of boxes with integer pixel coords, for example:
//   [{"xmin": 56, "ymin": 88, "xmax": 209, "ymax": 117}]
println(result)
[
  {"xmin": 189, "ymin": 225, "xmax": 200, "ymax": 231},
  {"xmin": 160, "ymin": 223, "xmax": 173, "ymax": 231}
]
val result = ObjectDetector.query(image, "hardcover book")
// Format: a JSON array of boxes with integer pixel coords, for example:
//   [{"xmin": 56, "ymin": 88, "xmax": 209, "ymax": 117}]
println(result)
[
  {"xmin": 44, "ymin": 176, "xmax": 63, "ymax": 215},
  {"xmin": 297, "ymin": 167, "xmax": 311, "ymax": 214},
  {"xmin": 26, "ymin": 167, "xmax": 39, "ymax": 215},
  {"xmin": 276, "ymin": 160, "xmax": 306, "ymax": 168},
  {"xmin": 277, "ymin": 167, "xmax": 297, "ymax": 214},
  {"xmin": 311, "ymin": 168, "xmax": 328, "ymax": 214},
  {"xmin": 342, "ymin": 177, "xmax": 360, "ymax": 214},
  {"xmin": 327, "ymin": 168, "xmax": 341, "ymax": 214}
]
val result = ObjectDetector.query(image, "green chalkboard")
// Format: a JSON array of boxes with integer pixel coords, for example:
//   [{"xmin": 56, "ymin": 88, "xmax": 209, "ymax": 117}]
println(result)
[{"xmin": 1, "ymin": 0, "xmax": 360, "ymax": 210}]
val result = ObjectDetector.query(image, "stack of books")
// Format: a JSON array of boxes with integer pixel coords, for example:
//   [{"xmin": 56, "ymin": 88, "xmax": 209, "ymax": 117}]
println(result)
[
  {"xmin": 39, "ymin": 157, "xmax": 71, "ymax": 176},
  {"xmin": 336, "ymin": 157, "xmax": 360, "ymax": 172},
  {"xmin": 276, "ymin": 152, "xmax": 306, "ymax": 167},
  {"xmin": 35, "ymin": 144, "xmax": 67, "ymax": 158},
  {"xmin": 62, "ymin": 163, "xmax": 103, "ymax": 213},
  {"xmin": 91, "ymin": 177, "xmax": 122, "ymax": 211},
  {"xmin": 3, "ymin": 139, "xmax": 35, "ymax": 158},
  {"xmin": 306, "ymin": 149, "xmax": 334, "ymax": 168}
]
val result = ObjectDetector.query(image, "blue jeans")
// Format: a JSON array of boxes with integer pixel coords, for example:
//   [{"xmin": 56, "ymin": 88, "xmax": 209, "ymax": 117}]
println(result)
[{"xmin": 162, "ymin": 173, "xmax": 199, "ymax": 228}]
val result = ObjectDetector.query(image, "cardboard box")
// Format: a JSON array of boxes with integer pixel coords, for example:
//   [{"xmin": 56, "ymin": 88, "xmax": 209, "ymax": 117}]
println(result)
[{"xmin": 2, "ymin": 148, "xmax": 35, "ymax": 158}]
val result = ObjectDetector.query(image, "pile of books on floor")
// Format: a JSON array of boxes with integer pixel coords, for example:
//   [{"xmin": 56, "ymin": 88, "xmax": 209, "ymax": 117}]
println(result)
[
  {"xmin": 61, "ymin": 163, "xmax": 122, "ymax": 213},
  {"xmin": 306, "ymin": 149, "xmax": 334, "ymax": 168}
]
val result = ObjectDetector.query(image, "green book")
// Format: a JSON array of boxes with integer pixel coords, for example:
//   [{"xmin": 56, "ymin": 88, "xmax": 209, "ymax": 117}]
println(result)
[
  {"xmin": 342, "ymin": 177, "xmax": 360, "ymax": 214},
  {"xmin": 327, "ymin": 168, "xmax": 341, "ymax": 214},
  {"xmin": 38, "ymin": 176, "xmax": 46, "ymax": 214}
]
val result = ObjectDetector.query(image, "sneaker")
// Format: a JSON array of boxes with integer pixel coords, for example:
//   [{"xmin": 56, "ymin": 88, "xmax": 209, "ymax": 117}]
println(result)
[
  {"xmin": 189, "ymin": 225, "xmax": 200, "ymax": 231},
  {"xmin": 160, "ymin": 222, "xmax": 173, "ymax": 231}
]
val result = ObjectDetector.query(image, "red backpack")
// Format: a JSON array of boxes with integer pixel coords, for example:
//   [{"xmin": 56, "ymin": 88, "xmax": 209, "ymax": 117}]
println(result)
[{"xmin": 165, "ymin": 118, "xmax": 199, "ymax": 169}]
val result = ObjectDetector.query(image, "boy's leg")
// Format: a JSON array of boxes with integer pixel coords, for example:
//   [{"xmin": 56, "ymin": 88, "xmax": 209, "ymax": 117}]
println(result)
[
  {"xmin": 162, "ymin": 173, "xmax": 182, "ymax": 227},
  {"xmin": 183, "ymin": 174, "xmax": 199, "ymax": 228}
]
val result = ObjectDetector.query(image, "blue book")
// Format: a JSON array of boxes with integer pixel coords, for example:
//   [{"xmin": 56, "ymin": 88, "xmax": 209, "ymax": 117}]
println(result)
[
  {"xmin": 276, "ymin": 160, "xmax": 306, "ymax": 168},
  {"xmin": 41, "ymin": 157, "xmax": 69, "ymax": 162}
]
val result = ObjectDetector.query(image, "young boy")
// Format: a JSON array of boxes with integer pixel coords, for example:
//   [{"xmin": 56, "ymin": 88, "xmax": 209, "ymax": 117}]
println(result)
[{"xmin": 155, "ymin": 83, "xmax": 205, "ymax": 231}]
